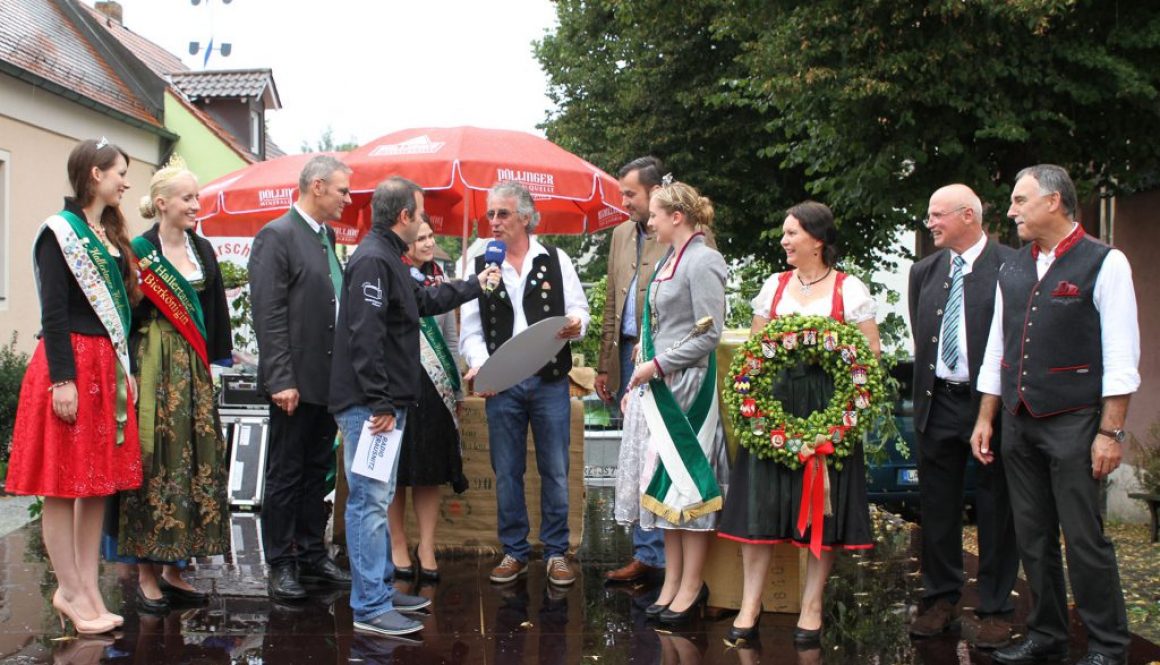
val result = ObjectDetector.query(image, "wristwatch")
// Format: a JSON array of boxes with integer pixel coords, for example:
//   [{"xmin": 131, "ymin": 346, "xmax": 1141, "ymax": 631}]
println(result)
[{"xmin": 1098, "ymin": 427, "xmax": 1126, "ymax": 443}]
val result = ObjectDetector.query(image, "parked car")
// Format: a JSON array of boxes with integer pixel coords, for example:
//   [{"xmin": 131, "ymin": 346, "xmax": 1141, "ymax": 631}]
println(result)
[{"xmin": 865, "ymin": 360, "xmax": 979, "ymax": 521}]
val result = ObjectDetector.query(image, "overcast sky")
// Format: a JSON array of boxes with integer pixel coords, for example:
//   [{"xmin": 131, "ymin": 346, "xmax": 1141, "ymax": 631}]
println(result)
[{"xmin": 85, "ymin": 0, "xmax": 560, "ymax": 152}]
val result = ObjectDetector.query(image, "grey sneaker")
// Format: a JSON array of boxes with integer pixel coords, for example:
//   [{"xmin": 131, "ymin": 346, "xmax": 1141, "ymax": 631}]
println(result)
[
  {"xmin": 392, "ymin": 592, "xmax": 432, "ymax": 613},
  {"xmin": 546, "ymin": 556, "xmax": 576, "ymax": 586},
  {"xmin": 353, "ymin": 610, "xmax": 423, "ymax": 636}
]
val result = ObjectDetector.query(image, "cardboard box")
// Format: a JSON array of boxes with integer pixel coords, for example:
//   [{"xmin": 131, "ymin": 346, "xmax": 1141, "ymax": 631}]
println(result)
[
  {"xmin": 702, "ymin": 538, "xmax": 806, "ymax": 613},
  {"xmin": 400, "ymin": 396, "xmax": 586, "ymax": 553}
]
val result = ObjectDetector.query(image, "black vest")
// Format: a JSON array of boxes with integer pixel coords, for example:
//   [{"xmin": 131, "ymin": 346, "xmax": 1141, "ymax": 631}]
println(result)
[
  {"xmin": 998, "ymin": 233, "xmax": 1109, "ymax": 416},
  {"xmin": 474, "ymin": 244, "xmax": 572, "ymax": 382}
]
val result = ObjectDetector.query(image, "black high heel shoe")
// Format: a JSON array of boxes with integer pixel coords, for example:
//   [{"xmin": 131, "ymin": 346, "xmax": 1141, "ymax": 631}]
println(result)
[
  {"xmin": 658, "ymin": 584, "xmax": 709, "ymax": 625},
  {"xmin": 644, "ymin": 602, "xmax": 668, "ymax": 618},
  {"xmin": 724, "ymin": 608, "xmax": 762, "ymax": 648}
]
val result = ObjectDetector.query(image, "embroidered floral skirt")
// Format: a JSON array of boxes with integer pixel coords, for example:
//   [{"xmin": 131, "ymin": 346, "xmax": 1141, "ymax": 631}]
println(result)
[
  {"xmin": 6, "ymin": 334, "xmax": 142, "ymax": 498},
  {"xmin": 111, "ymin": 317, "xmax": 228, "ymax": 562},
  {"xmin": 718, "ymin": 362, "xmax": 873, "ymax": 550}
]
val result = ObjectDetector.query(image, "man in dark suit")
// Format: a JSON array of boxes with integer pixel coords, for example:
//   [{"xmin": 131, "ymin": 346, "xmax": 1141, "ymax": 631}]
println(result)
[
  {"xmin": 908, "ymin": 184, "xmax": 1018, "ymax": 648},
  {"xmin": 249, "ymin": 155, "xmax": 354, "ymax": 600}
]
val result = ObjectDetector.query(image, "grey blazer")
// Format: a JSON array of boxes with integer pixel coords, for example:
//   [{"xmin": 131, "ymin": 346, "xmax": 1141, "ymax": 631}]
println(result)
[{"xmin": 648, "ymin": 234, "xmax": 728, "ymax": 375}]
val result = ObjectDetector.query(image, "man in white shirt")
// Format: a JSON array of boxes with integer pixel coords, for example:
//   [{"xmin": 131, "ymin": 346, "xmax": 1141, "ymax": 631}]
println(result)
[
  {"xmin": 972, "ymin": 165, "xmax": 1139, "ymax": 665},
  {"xmin": 460, "ymin": 181, "xmax": 590, "ymax": 588},
  {"xmin": 907, "ymin": 185, "xmax": 1018, "ymax": 648}
]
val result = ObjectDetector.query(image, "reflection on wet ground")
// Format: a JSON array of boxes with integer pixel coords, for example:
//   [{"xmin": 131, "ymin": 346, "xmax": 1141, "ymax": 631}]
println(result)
[{"xmin": 0, "ymin": 487, "xmax": 1157, "ymax": 664}]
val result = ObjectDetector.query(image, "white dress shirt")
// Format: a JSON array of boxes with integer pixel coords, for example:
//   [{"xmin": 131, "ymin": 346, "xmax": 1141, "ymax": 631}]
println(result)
[
  {"xmin": 459, "ymin": 239, "xmax": 591, "ymax": 370},
  {"xmin": 935, "ymin": 234, "xmax": 987, "ymax": 383},
  {"xmin": 977, "ymin": 223, "xmax": 1141, "ymax": 398}
]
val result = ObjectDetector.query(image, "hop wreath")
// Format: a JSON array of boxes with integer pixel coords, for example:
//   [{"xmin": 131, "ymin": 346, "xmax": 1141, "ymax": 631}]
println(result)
[{"xmin": 723, "ymin": 314, "xmax": 887, "ymax": 470}]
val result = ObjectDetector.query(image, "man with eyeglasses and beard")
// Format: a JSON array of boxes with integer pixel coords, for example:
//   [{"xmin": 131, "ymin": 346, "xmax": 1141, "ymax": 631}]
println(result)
[{"xmin": 460, "ymin": 181, "xmax": 590, "ymax": 589}]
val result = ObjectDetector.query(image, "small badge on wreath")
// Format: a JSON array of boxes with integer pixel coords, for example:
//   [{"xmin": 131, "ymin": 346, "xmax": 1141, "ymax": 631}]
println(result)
[{"xmin": 723, "ymin": 314, "xmax": 887, "ymax": 471}]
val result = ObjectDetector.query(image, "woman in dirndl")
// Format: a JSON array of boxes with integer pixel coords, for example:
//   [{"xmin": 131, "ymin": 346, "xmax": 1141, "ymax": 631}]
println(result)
[
  {"xmin": 5, "ymin": 138, "xmax": 144, "ymax": 635},
  {"xmin": 103, "ymin": 161, "xmax": 233, "ymax": 614},
  {"xmin": 614, "ymin": 180, "xmax": 729, "ymax": 626},
  {"xmin": 388, "ymin": 215, "xmax": 467, "ymax": 581},
  {"xmin": 717, "ymin": 201, "xmax": 881, "ymax": 648}
]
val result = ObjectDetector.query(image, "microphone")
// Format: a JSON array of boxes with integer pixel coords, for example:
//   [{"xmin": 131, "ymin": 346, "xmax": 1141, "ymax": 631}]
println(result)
[{"xmin": 483, "ymin": 240, "xmax": 506, "ymax": 293}]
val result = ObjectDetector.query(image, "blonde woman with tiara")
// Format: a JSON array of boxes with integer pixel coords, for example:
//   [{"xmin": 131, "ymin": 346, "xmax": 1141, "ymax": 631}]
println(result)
[
  {"xmin": 613, "ymin": 179, "xmax": 729, "ymax": 626},
  {"xmin": 102, "ymin": 159, "xmax": 233, "ymax": 614}
]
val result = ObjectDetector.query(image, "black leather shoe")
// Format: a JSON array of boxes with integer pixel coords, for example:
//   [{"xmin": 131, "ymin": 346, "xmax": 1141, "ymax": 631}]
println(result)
[
  {"xmin": 135, "ymin": 587, "xmax": 171, "ymax": 615},
  {"xmin": 992, "ymin": 636, "xmax": 1068, "ymax": 664},
  {"xmin": 418, "ymin": 567, "xmax": 440, "ymax": 583},
  {"xmin": 299, "ymin": 557, "xmax": 352, "ymax": 588},
  {"xmin": 159, "ymin": 578, "xmax": 208, "ymax": 605},
  {"xmin": 658, "ymin": 584, "xmax": 709, "ymax": 625},
  {"xmin": 1073, "ymin": 652, "xmax": 1124, "ymax": 665},
  {"xmin": 793, "ymin": 626, "xmax": 822, "ymax": 646},
  {"xmin": 268, "ymin": 563, "xmax": 307, "ymax": 601},
  {"xmin": 644, "ymin": 603, "xmax": 668, "ymax": 618},
  {"xmin": 724, "ymin": 618, "xmax": 761, "ymax": 648}
]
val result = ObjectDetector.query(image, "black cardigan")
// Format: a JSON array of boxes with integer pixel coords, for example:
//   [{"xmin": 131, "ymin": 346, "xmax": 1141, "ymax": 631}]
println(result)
[{"xmin": 131, "ymin": 225, "xmax": 233, "ymax": 367}]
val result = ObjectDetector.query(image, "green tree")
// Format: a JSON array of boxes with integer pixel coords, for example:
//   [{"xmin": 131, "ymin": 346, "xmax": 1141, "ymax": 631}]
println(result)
[
  {"xmin": 300, "ymin": 126, "xmax": 359, "ymax": 154},
  {"xmin": 536, "ymin": 0, "xmax": 1160, "ymax": 273}
]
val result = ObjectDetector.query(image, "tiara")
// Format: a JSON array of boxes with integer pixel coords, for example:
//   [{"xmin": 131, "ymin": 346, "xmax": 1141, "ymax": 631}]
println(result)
[
  {"xmin": 661, "ymin": 172, "xmax": 674, "ymax": 186},
  {"xmin": 95, "ymin": 136, "xmax": 109, "ymax": 150}
]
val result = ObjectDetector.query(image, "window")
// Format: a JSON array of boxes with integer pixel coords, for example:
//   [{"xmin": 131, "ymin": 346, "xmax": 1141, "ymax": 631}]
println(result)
[
  {"xmin": 0, "ymin": 149, "xmax": 8, "ymax": 310},
  {"xmin": 250, "ymin": 110, "xmax": 261, "ymax": 156}
]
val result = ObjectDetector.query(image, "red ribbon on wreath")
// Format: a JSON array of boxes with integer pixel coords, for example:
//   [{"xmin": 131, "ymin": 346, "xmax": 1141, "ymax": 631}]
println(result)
[{"xmin": 796, "ymin": 436, "xmax": 835, "ymax": 558}]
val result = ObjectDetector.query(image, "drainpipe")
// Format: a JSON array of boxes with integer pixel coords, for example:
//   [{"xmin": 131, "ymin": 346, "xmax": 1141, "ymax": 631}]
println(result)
[{"xmin": 1098, "ymin": 183, "xmax": 1116, "ymax": 246}]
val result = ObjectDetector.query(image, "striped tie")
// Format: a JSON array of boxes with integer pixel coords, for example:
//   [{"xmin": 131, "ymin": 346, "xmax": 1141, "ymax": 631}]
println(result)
[{"xmin": 940, "ymin": 255, "xmax": 965, "ymax": 371}]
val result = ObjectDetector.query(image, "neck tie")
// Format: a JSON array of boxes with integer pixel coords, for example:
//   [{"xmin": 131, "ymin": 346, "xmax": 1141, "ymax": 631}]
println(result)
[
  {"xmin": 940, "ymin": 255, "xmax": 965, "ymax": 371},
  {"xmin": 318, "ymin": 226, "xmax": 343, "ymax": 299}
]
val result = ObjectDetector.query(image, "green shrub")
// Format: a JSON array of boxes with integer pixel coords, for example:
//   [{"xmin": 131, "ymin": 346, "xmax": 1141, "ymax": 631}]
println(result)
[{"xmin": 0, "ymin": 332, "xmax": 30, "ymax": 463}]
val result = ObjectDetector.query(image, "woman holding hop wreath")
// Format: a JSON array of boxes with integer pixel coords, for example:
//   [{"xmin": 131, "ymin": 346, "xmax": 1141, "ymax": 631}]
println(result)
[
  {"xmin": 718, "ymin": 201, "xmax": 882, "ymax": 648},
  {"xmin": 614, "ymin": 180, "xmax": 729, "ymax": 626}
]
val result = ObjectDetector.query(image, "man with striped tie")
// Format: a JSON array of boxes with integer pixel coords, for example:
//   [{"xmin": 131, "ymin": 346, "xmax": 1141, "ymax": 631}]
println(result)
[{"xmin": 907, "ymin": 184, "xmax": 1018, "ymax": 648}]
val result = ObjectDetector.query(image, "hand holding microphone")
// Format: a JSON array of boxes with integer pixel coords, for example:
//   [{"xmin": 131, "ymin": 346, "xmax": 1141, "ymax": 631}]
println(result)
[{"xmin": 483, "ymin": 240, "xmax": 506, "ymax": 293}]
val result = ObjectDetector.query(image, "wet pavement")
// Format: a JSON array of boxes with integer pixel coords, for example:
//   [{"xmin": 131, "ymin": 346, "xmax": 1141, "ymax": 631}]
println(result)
[{"xmin": 0, "ymin": 487, "xmax": 1157, "ymax": 664}]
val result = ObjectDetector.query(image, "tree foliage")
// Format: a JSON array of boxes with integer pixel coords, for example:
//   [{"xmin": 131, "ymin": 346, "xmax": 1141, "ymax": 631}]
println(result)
[{"xmin": 536, "ymin": 0, "xmax": 1160, "ymax": 274}]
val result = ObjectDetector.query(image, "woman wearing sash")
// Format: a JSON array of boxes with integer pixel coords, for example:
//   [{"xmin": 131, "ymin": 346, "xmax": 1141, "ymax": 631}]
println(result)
[
  {"xmin": 6, "ymin": 138, "xmax": 144, "ymax": 635},
  {"xmin": 614, "ymin": 181, "xmax": 728, "ymax": 626},
  {"xmin": 106, "ymin": 162, "xmax": 232, "ymax": 613},
  {"xmin": 388, "ymin": 216, "xmax": 467, "ymax": 581},
  {"xmin": 718, "ymin": 201, "xmax": 881, "ymax": 648}
]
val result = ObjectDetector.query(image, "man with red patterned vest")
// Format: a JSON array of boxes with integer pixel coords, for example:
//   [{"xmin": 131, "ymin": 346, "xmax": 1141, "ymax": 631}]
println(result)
[{"xmin": 971, "ymin": 165, "xmax": 1139, "ymax": 665}]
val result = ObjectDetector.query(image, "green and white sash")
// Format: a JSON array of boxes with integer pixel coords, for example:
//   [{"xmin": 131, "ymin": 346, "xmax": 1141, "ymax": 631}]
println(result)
[
  {"xmin": 638, "ymin": 274, "xmax": 722, "ymax": 524},
  {"xmin": 36, "ymin": 211, "xmax": 133, "ymax": 444},
  {"xmin": 419, "ymin": 315, "xmax": 460, "ymax": 424}
]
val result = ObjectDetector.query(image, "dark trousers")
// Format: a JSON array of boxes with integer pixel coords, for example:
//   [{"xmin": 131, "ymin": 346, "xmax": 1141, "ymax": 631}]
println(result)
[
  {"xmin": 261, "ymin": 400, "xmax": 338, "ymax": 567},
  {"xmin": 917, "ymin": 385, "xmax": 1018, "ymax": 614},
  {"xmin": 1003, "ymin": 406, "xmax": 1130, "ymax": 657}
]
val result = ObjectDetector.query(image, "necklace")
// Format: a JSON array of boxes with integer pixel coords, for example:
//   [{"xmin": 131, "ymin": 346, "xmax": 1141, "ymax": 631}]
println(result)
[{"xmin": 796, "ymin": 267, "xmax": 832, "ymax": 295}]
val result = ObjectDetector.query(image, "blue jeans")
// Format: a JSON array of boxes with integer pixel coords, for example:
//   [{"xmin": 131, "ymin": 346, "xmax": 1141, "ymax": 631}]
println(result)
[
  {"xmin": 336, "ymin": 405, "xmax": 407, "ymax": 622},
  {"xmin": 618, "ymin": 337, "xmax": 665, "ymax": 568},
  {"xmin": 486, "ymin": 376, "xmax": 571, "ymax": 560}
]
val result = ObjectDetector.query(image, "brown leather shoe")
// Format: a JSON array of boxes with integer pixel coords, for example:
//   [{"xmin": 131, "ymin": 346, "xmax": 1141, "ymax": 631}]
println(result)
[
  {"xmin": 909, "ymin": 599, "xmax": 959, "ymax": 637},
  {"xmin": 489, "ymin": 555, "xmax": 528, "ymax": 584},
  {"xmin": 603, "ymin": 559, "xmax": 660, "ymax": 583},
  {"xmin": 969, "ymin": 615, "xmax": 1013, "ymax": 650}
]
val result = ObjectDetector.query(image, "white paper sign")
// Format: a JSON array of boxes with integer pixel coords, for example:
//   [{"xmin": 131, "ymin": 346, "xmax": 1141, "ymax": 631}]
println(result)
[{"xmin": 350, "ymin": 420, "xmax": 404, "ymax": 482}]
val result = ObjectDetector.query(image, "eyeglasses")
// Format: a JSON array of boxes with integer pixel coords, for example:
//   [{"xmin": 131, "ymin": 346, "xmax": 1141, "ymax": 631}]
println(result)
[
  {"xmin": 923, "ymin": 205, "xmax": 966, "ymax": 226},
  {"xmin": 486, "ymin": 208, "xmax": 516, "ymax": 220}
]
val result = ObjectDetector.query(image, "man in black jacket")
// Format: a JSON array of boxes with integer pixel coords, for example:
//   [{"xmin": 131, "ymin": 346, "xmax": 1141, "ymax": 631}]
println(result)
[
  {"xmin": 908, "ymin": 184, "xmax": 1018, "ymax": 648},
  {"xmin": 249, "ymin": 155, "xmax": 354, "ymax": 601},
  {"xmin": 329, "ymin": 176, "xmax": 496, "ymax": 638}
]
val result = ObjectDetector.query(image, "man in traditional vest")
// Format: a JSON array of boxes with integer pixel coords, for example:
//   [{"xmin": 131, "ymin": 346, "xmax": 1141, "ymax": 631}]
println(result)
[
  {"xmin": 908, "ymin": 184, "xmax": 1018, "ymax": 648},
  {"xmin": 972, "ymin": 164, "xmax": 1139, "ymax": 665},
  {"xmin": 460, "ymin": 181, "xmax": 591, "ymax": 587},
  {"xmin": 596, "ymin": 156, "xmax": 669, "ymax": 583}
]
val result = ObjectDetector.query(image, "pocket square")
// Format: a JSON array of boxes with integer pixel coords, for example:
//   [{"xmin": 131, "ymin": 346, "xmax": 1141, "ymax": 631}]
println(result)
[{"xmin": 1051, "ymin": 280, "xmax": 1080, "ymax": 297}]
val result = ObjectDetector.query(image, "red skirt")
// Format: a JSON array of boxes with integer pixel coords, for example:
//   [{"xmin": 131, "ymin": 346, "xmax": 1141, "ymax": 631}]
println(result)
[{"xmin": 5, "ymin": 334, "xmax": 142, "ymax": 498}]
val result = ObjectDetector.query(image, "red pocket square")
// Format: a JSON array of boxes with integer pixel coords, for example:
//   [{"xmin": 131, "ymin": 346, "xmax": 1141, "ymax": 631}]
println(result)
[{"xmin": 1051, "ymin": 280, "xmax": 1080, "ymax": 297}]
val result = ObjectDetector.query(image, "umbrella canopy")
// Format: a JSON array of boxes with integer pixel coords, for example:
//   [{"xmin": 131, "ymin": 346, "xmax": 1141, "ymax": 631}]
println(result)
[
  {"xmin": 197, "ymin": 152, "xmax": 370, "ymax": 244},
  {"xmin": 196, "ymin": 127, "xmax": 627, "ymax": 243},
  {"xmin": 344, "ymin": 126, "xmax": 627, "ymax": 236}
]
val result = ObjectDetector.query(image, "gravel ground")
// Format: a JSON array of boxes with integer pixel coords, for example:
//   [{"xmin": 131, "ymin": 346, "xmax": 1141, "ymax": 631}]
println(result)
[
  {"xmin": 0, "ymin": 494, "xmax": 36, "ymax": 537},
  {"xmin": 964, "ymin": 522, "xmax": 1160, "ymax": 645}
]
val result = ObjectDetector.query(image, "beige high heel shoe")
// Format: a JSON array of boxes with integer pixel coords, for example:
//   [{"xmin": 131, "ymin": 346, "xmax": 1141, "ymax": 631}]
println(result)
[
  {"xmin": 51, "ymin": 590, "xmax": 116, "ymax": 635},
  {"xmin": 100, "ymin": 612, "xmax": 124, "ymax": 627}
]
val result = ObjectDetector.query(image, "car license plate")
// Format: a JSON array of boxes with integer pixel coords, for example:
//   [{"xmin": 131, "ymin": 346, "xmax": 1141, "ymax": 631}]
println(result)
[{"xmin": 898, "ymin": 468, "xmax": 919, "ymax": 485}]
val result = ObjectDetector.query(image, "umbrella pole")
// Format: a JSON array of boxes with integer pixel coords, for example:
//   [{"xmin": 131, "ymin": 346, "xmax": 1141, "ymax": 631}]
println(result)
[{"xmin": 460, "ymin": 194, "xmax": 470, "ymax": 277}]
